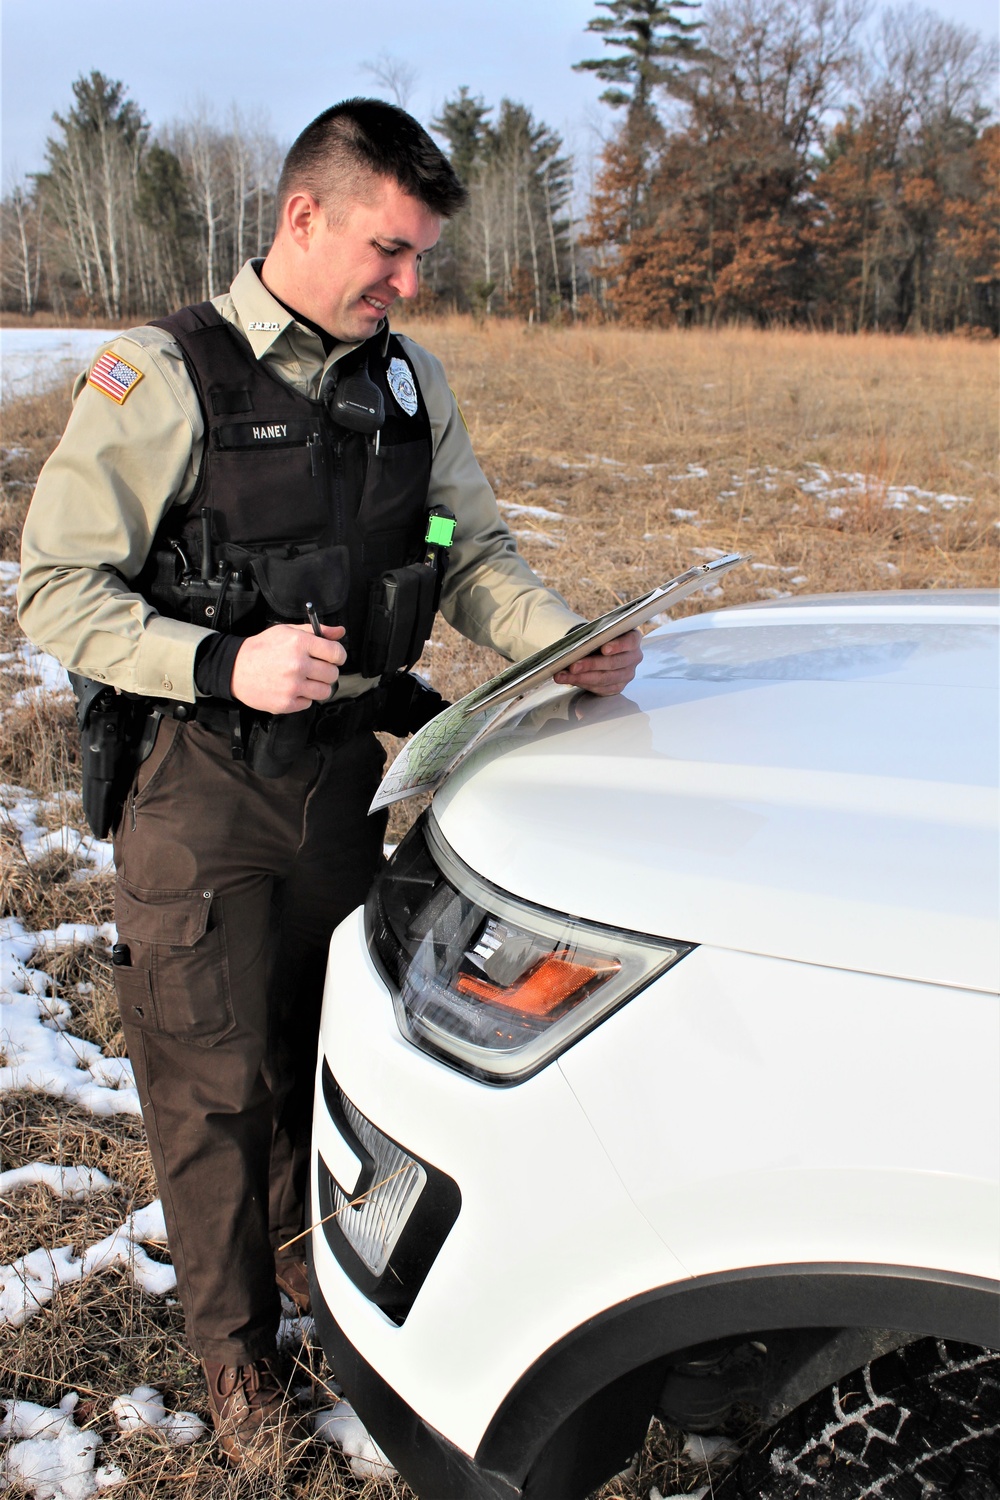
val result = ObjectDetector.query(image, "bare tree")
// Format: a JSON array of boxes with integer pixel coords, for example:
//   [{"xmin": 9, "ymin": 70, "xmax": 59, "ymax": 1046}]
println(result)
[
  {"xmin": 166, "ymin": 110, "xmax": 227, "ymax": 298},
  {"xmin": 701, "ymin": 0, "xmax": 868, "ymax": 158},
  {"xmin": 847, "ymin": 6, "xmax": 999, "ymax": 328},
  {"xmin": 165, "ymin": 104, "xmax": 282, "ymax": 297},
  {"xmin": 1, "ymin": 182, "xmax": 45, "ymax": 313},
  {"xmin": 361, "ymin": 52, "xmax": 419, "ymax": 109}
]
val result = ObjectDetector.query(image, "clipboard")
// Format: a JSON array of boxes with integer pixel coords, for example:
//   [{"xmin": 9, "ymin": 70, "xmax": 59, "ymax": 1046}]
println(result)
[
  {"xmin": 469, "ymin": 554, "xmax": 747, "ymax": 714},
  {"xmin": 370, "ymin": 552, "xmax": 748, "ymax": 812}
]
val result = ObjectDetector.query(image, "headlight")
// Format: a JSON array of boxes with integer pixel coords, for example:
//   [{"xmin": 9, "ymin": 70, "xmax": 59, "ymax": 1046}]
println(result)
[{"xmin": 365, "ymin": 813, "xmax": 692, "ymax": 1084}]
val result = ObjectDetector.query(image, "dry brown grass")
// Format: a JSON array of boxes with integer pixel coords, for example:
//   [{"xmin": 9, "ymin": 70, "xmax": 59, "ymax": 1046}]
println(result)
[
  {"xmin": 1, "ymin": 322, "xmax": 997, "ymax": 1498},
  {"xmin": 0, "ymin": 312, "xmax": 137, "ymax": 330},
  {"xmin": 396, "ymin": 317, "xmax": 997, "ymax": 618}
]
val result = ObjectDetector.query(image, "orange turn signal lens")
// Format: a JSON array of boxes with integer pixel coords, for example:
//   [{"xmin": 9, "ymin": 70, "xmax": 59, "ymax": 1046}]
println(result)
[{"xmin": 455, "ymin": 953, "xmax": 621, "ymax": 1017}]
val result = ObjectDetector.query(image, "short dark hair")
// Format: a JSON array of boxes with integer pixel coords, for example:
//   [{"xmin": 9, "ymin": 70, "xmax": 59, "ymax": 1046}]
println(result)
[{"xmin": 277, "ymin": 98, "xmax": 467, "ymax": 219}]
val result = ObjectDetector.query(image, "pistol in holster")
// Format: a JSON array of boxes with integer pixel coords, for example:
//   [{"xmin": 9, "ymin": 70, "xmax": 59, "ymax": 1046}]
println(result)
[{"xmin": 70, "ymin": 674, "xmax": 158, "ymax": 839}]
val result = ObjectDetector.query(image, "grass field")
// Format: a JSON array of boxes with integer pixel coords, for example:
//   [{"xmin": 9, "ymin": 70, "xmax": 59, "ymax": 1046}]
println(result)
[{"xmin": 1, "ymin": 320, "xmax": 997, "ymax": 1499}]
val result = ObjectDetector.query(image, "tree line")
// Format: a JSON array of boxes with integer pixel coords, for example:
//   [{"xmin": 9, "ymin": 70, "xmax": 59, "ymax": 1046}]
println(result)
[
  {"xmin": 581, "ymin": 0, "xmax": 998, "ymax": 332},
  {"xmin": 2, "ymin": 74, "xmax": 283, "ymax": 321},
  {"xmin": 0, "ymin": 72, "xmax": 578, "ymax": 326},
  {"xmin": 2, "ymin": 0, "xmax": 996, "ymax": 333}
]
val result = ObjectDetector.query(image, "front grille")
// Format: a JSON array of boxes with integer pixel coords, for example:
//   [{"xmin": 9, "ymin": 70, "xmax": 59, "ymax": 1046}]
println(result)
[
  {"xmin": 325, "ymin": 1090, "xmax": 427, "ymax": 1278},
  {"xmin": 316, "ymin": 1062, "xmax": 461, "ymax": 1324}
]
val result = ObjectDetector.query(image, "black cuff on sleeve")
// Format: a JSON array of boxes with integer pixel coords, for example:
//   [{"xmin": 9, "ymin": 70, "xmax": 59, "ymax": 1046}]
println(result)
[{"xmin": 194, "ymin": 633, "xmax": 244, "ymax": 702}]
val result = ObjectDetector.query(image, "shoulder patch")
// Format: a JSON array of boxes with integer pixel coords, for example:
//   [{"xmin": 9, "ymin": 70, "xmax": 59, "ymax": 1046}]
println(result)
[{"xmin": 87, "ymin": 351, "xmax": 144, "ymax": 405}]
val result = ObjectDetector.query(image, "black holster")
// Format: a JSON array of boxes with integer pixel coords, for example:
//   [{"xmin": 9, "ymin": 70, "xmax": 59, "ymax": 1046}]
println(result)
[
  {"xmin": 70, "ymin": 675, "xmax": 155, "ymax": 839},
  {"xmin": 244, "ymin": 708, "xmax": 315, "ymax": 780}
]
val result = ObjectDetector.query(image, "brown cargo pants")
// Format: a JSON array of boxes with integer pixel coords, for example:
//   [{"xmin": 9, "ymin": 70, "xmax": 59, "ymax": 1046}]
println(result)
[{"xmin": 111, "ymin": 714, "xmax": 386, "ymax": 1364}]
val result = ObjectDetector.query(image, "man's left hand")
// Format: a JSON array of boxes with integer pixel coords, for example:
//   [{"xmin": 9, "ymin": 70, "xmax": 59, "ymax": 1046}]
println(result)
[{"xmin": 553, "ymin": 628, "xmax": 642, "ymax": 696}]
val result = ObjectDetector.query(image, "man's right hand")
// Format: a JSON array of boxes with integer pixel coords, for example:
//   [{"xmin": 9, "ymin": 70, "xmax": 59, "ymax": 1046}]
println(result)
[{"xmin": 230, "ymin": 623, "xmax": 346, "ymax": 713}]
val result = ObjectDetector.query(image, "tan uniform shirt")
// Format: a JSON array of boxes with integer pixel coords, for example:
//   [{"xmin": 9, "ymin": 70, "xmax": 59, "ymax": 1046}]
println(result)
[{"xmin": 18, "ymin": 261, "xmax": 580, "ymax": 703}]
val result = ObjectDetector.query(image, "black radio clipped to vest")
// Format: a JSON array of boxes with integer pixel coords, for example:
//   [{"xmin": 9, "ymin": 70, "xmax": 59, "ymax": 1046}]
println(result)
[{"xmin": 156, "ymin": 506, "xmax": 259, "ymax": 633}]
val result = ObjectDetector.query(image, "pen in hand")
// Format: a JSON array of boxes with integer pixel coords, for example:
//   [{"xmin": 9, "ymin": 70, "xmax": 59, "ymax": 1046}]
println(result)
[{"xmin": 305, "ymin": 600, "xmax": 339, "ymax": 700}]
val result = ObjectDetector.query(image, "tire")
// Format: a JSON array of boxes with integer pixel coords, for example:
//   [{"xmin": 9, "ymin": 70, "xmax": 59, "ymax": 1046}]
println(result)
[{"xmin": 714, "ymin": 1338, "xmax": 1000, "ymax": 1499}]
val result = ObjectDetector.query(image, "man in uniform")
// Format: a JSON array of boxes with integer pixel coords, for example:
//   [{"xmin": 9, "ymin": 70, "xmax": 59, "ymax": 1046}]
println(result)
[{"xmin": 18, "ymin": 99, "xmax": 641, "ymax": 1466}]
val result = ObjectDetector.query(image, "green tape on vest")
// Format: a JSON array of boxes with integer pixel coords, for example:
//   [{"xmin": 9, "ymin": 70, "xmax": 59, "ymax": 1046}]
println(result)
[{"xmin": 425, "ymin": 514, "xmax": 456, "ymax": 548}]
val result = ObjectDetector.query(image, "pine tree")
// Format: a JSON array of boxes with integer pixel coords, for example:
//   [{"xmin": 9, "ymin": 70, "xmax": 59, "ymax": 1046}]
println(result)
[
  {"xmin": 576, "ymin": 1, "xmax": 705, "ymax": 249},
  {"xmin": 432, "ymin": 92, "xmax": 573, "ymax": 317},
  {"xmin": 574, "ymin": 0, "xmax": 705, "ymax": 118},
  {"xmin": 432, "ymin": 87, "xmax": 491, "ymax": 185},
  {"xmin": 39, "ymin": 72, "xmax": 149, "ymax": 317}
]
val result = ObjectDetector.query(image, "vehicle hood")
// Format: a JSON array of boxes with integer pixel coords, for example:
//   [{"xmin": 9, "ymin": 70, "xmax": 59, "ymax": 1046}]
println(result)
[{"xmin": 432, "ymin": 596, "xmax": 999, "ymax": 993}]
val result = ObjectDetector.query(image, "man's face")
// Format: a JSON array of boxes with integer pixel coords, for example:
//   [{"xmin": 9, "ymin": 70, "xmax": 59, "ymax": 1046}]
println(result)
[{"xmin": 293, "ymin": 176, "xmax": 443, "ymax": 341}]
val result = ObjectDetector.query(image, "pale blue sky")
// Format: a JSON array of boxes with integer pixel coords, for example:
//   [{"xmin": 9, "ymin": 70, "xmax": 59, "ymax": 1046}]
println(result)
[{"xmin": 3, "ymin": 0, "xmax": 997, "ymax": 185}]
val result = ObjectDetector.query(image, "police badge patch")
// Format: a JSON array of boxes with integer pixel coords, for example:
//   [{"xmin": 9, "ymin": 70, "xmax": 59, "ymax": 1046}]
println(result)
[{"xmin": 387, "ymin": 357, "xmax": 419, "ymax": 417}]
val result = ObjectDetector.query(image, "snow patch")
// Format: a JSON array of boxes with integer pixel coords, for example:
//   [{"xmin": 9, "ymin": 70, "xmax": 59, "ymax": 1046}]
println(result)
[
  {"xmin": 1, "ymin": 786, "xmax": 114, "ymax": 875},
  {"xmin": 0, "ymin": 1164, "xmax": 116, "ymax": 1201},
  {"xmin": 0, "ymin": 641, "xmax": 73, "ymax": 703},
  {"xmin": 0, "ymin": 915, "xmax": 138, "ymax": 1116},
  {"xmin": 512, "ymin": 529, "xmax": 559, "ymax": 548},
  {"xmin": 0, "ymin": 328, "xmax": 114, "ymax": 403},
  {"xmin": 110, "ymin": 1386, "xmax": 205, "ymax": 1446},
  {"xmin": 0, "ymin": 560, "xmax": 20, "ymax": 599},
  {"xmin": 0, "ymin": 1200, "xmax": 172, "ymax": 1328},
  {"xmin": 313, "ymin": 1398, "xmax": 397, "ymax": 1480},
  {"xmin": 499, "ymin": 501, "xmax": 566, "ymax": 521},
  {"xmin": 0, "ymin": 1392, "xmax": 121, "ymax": 1499},
  {"xmin": 682, "ymin": 1432, "xmax": 741, "ymax": 1464}
]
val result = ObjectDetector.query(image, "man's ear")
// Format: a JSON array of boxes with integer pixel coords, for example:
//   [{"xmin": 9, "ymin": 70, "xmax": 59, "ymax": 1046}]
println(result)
[{"xmin": 283, "ymin": 191, "xmax": 321, "ymax": 250}]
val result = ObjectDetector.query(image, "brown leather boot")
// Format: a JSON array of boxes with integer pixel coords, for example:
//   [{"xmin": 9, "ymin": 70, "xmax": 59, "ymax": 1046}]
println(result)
[
  {"xmin": 202, "ymin": 1357, "xmax": 297, "ymax": 1467},
  {"xmin": 275, "ymin": 1255, "xmax": 312, "ymax": 1315}
]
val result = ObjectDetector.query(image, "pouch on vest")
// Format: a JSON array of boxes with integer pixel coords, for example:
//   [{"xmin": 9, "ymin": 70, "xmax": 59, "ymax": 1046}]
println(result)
[
  {"xmin": 362, "ymin": 564, "xmax": 438, "ymax": 680},
  {"xmin": 249, "ymin": 547, "xmax": 349, "ymax": 622}
]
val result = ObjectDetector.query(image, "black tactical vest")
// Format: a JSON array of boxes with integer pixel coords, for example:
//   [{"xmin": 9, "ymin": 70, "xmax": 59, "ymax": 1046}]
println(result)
[{"xmin": 136, "ymin": 302, "xmax": 434, "ymax": 678}]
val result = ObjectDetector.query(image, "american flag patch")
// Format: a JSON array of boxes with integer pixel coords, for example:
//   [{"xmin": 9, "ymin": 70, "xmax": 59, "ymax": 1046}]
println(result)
[{"xmin": 87, "ymin": 352, "xmax": 144, "ymax": 404}]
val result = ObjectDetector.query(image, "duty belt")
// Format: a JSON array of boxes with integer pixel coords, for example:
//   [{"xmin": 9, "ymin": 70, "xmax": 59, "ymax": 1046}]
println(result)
[
  {"xmin": 184, "ymin": 691, "xmax": 385, "ymax": 745},
  {"xmin": 177, "ymin": 670, "xmax": 448, "ymax": 765}
]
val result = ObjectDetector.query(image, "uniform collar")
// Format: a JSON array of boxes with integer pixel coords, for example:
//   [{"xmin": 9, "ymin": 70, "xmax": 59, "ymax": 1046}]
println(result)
[
  {"xmin": 230, "ymin": 261, "xmax": 297, "ymax": 358},
  {"xmin": 230, "ymin": 260, "xmax": 389, "ymax": 363}
]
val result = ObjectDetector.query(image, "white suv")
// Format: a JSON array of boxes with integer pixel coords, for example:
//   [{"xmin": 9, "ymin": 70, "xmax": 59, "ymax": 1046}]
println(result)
[{"xmin": 308, "ymin": 591, "xmax": 1000, "ymax": 1500}]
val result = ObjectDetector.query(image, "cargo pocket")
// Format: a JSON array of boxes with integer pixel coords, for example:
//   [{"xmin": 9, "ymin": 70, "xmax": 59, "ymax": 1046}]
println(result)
[{"xmin": 114, "ymin": 879, "xmax": 235, "ymax": 1046}]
